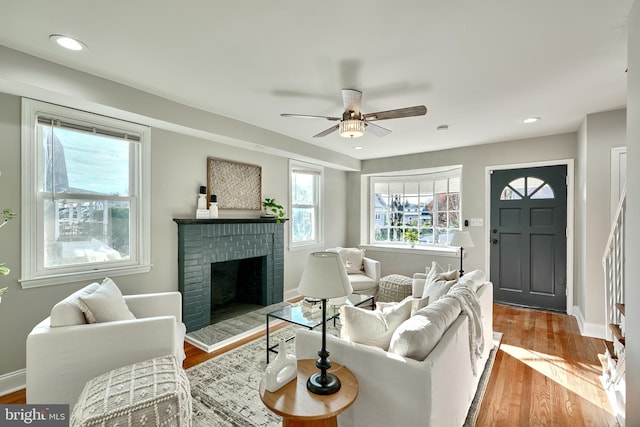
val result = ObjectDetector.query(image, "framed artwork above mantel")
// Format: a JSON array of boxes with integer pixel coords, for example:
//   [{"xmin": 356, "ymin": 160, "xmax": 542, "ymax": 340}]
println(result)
[{"xmin": 207, "ymin": 157, "xmax": 262, "ymax": 210}]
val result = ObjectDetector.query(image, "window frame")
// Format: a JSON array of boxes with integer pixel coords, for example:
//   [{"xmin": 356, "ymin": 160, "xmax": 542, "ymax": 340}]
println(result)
[
  {"xmin": 20, "ymin": 98, "xmax": 151, "ymax": 288},
  {"xmin": 368, "ymin": 167, "xmax": 462, "ymax": 249},
  {"xmin": 289, "ymin": 159, "xmax": 323, "ymax": 250}
]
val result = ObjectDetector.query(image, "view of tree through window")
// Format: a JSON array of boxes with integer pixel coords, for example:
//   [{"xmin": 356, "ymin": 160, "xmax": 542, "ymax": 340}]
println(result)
[
  {"xmin": 38, "ymin": 126, "xmax": 134, "ymax": 268},
  {"xmin": 371, "ymin": 170, "xmax": 461, "ymax": 246},
  {"xmin": 290, "ymin": 162, "xmax": 322, "ymax": 246}
]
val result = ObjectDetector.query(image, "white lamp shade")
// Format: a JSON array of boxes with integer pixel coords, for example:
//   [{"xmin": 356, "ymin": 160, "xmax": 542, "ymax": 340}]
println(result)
[
  {"xmin": 297, "ymin": 252, "xmax": 353, "ymax": 299},
  {"xmin": 450, "ymin": 230, "xmax": 474, "ymax": 248}
]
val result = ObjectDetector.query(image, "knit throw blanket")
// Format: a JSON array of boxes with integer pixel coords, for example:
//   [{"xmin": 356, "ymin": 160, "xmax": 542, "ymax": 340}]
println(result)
[{"xmin": 444, "ymin": 283, "xmax": 484, "ymax": 376}]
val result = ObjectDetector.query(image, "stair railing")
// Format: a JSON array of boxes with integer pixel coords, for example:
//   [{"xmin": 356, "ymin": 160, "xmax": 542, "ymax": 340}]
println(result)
[{"xmin": 602, "ymin": 187, "xmax": 626, "ymax": 341}]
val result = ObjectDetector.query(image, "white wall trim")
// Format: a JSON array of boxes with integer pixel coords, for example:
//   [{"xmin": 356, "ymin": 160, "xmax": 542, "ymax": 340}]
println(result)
[
  {"xmin": 0, "ymin": 368, "xmax": 26, "ymax": 397},
  {"xmin": 573, "ymin": 305, "xmax": 607, "ymax": 339},
  {"xmin": 610, "ymin": 146, "xmax": 627, "ymax": 222},
  {"xmin": 484, "ymin": 158, "xmax": 575, "ymax": 314}
]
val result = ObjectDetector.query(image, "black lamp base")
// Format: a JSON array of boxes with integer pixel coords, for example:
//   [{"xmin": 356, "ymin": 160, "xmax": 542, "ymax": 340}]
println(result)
[{"xmin": 307, "ymin": 372, "xmax": 341, "ymax": 395}]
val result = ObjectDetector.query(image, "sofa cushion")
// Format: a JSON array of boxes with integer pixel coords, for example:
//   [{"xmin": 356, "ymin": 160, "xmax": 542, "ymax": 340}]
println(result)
[
  {"xmin": 422, "ymin": 262, "xmax": 459, "ymax": 302},
  {"xmin": 453, "ymin": 269, "xmax": 485, "ymax": 292},
  {"xmin": 50, "ymin": 282, "xmax": 101, "ymax": 327},
  {"xmin": 376, "ymin": 295, "xmax": 429, "ymax": 316},
  {"xmin": 77, "ymin": 278, "xmax": 136, "ymax": 323},
  {"xmin": 347, "ymin": 273, "xmax": 378, "ymax": 292},
  {"xmin": 340, "ymin": 297, "xmax": 412, "ymax": 350},
  {"xmin": 388, "ymin": 297, "xmax": 461, "ymax": 360}
]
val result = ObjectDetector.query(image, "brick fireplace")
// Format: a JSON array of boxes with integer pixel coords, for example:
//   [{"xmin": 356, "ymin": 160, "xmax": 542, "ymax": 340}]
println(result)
[{"xmin": 174, "ymin": 218, "xmax": 285, "ymax": 332}]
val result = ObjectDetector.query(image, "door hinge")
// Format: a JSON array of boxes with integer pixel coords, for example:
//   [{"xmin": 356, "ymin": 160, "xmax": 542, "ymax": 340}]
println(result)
[{"xmin": 566, "ymin": 176, "xmax": 569, "ymax": 186}]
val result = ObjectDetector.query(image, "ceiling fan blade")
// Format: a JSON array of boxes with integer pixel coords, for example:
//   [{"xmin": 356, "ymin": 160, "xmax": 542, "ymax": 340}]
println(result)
[
  {"xmin": 313, "ymin": 124, "xmax": 340, "ymax": 138},
  {"xmin": 281, "ymin": 113, "xmax": 340, "ymax": 121},
  {"xmin": 365, "ymin": 122, "xmax": 392, "ymax": 137},
  {"xmin": 341, "ymin": 89, "xmax": 362, "ymax": 116},
  {"xmin": 363, "ymin": 105, "xmax": 427, "ymax": 121}
]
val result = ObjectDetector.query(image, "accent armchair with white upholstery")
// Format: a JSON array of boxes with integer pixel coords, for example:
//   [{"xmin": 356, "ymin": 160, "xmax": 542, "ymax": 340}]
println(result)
[
  {"xmin": 26, "ymin": 278, "xmax": 186, "ymax": 409},
  {"xmin": 326, "ymin": 247, "xmax": 381, "ymax": 297}
]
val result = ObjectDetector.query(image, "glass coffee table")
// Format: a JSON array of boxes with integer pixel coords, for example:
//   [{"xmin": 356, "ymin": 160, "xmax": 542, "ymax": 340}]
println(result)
[{"xmin": 266, "ymin": 293, "xmax": 374, "ymax": 363}]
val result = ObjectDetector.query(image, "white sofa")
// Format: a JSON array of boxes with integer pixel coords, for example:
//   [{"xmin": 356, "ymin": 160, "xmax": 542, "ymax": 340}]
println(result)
[
  {"xmin": 26, "ymin": 280, "xmax": 186, "ymax": 409},
  {"xmin": 296, "ymin": 274, "xmax": 493, "ymax": 427},
  {"xmin": 326, "ymin": 247, "xmax": 381, "ymax": 297}
]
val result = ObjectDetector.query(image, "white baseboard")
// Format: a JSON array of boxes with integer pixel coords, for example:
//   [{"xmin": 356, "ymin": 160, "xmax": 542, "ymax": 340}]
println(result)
[
  {"xmin": 573, "ymin": 305, "xmax": 607, "ymax": 339},
  {"xmin": 283, "ymin": 289, "xmax": 300, "ymax": 302},
  {"xmin": 0, "ymin": 368, "xmax": 26, "ymax": 397}
]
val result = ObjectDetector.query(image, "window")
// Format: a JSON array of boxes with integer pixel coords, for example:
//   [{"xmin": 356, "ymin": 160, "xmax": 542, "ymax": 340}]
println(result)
[
  {"xmin": 290, "ymin": 160, "xmax": 323, "ymax": 248},
  {"xmin": 500, "ymin": 176, "xmax": 555, "ymax": 200},
  {"xmin": 21, "ymin": 99, "xmax": 151, "ymax": 287},
  {"xmin": 370, "ymin": 167, "xmax": 461, "ymax": 247}
]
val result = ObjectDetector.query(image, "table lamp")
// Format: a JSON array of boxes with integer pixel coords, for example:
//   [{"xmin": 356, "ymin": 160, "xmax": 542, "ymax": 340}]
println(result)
[
  {"xmin": 450, "ymin": 230, "xmax": 474, "ymax": 277},
  {"xmin": 297, "ymin": 252, "xmax": 353, "ymax": 395}
]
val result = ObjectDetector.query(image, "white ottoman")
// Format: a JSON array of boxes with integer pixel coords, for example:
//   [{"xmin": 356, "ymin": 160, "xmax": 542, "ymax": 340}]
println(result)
[{"xmin": 71, "ymin": 355, "xmax": 192, "ymax": 427}]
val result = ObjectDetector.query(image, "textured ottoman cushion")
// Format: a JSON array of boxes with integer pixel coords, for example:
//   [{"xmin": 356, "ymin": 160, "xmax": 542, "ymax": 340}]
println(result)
[
  {"xmin": 71, "ymin": 355, "xmax": 191, "ymax": 427},
  {"xmin": 377, "ymin": 274, "xmax": 413, "ymax": 302}
]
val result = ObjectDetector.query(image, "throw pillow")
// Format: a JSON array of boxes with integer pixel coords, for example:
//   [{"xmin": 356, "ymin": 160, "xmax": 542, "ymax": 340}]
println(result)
[
  {"xmin": 50, "ymin": 282, "xmax": 101, "ymax": 327},
  {"xmin": 422, "ymin": 263, "xmax": 459, "ymax": 302},
  {"xmin": 78, "ymin": 278, "xmax": 136, "ymax": 323},
  {"xmin": 340, "ymin": 297, "xmax": 413, "ymax": 350},
  {"xmin": 376, "ymin": 295, "xmax": 429, "ymax": 316},
  {"xmin": 389, "ymin": 297, "xmax": 461, "ymax": 360},
  {"xmin": 337, "ymin": 247, "xmax": 365, "ymax": 274},
  {"xmin": 454, "ymin": 269, "xmax": 485, "ymax": 292}
]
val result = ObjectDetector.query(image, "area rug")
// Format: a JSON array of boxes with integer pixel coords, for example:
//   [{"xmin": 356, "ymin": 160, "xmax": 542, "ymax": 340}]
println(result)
[{"xmin": 186, "ymin": 326, "xmax": 502, "ymax": 426}]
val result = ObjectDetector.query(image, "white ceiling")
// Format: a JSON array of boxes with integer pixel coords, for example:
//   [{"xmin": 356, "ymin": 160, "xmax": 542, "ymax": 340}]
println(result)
[{"xmin": 0, "ymin": 1, "xmax": 632, "ymax": 160}]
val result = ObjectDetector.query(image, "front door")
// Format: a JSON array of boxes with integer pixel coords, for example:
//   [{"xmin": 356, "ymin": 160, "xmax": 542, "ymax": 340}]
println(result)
[{"xmin": 490, "ymin": 165, "xmax": 567, "ymax": 312}]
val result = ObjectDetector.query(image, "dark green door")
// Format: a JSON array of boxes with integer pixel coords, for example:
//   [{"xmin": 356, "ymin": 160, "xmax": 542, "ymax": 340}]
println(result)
[{"xmin": 490, "ymin": 165, "xmax": 567, "ymax": 312}]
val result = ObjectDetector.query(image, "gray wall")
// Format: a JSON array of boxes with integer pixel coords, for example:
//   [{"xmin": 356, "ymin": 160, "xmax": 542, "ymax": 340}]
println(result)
[
  {"xmin": 0, "ymin": 90, "xmax": 348, "ymax": 377},
  {"xmin": 625, "ymin": 1, "xmax": 639, "ymax": 424},
  {"xmin": 349, "ymin": 133, "xmax": 576, "ymax": 276},
  {"xmin": 576, "ymin": 109, "xmax": 626, "ymax": 336}
]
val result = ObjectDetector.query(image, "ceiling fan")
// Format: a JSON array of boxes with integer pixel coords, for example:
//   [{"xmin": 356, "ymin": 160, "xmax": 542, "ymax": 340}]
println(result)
[{"xmin": 280, "ymin": 88, "xmax": 427, "ymax": 139}]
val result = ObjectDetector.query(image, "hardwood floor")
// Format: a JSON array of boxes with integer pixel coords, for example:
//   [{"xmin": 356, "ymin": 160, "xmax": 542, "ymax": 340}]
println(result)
[
  {"xmin": 476, "ymin": 303, "xmax": 617, "ymax": 426},
  {"xmin": 0, "ymin": 304, "xmax": 617, "ymax": 426}
]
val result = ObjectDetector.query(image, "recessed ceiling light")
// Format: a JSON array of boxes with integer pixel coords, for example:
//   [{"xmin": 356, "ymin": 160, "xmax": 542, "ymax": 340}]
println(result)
[
  {"xmin": 353, "ymin": 146, "xmax": 364, "ymax": 150},
  {"xmin": 49, "ymin": 34, "xmax": 87, "ymax": 51},
  {"xmin": 522, "ymin": 117, "xmax": 541, "ymax": 124}
]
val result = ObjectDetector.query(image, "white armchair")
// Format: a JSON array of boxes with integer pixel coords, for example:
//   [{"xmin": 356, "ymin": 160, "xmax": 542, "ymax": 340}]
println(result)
[
  {"xmin": 326, "ymin": 248, "xmax": 381, "ymax": 297},
  {"xmin": 26, "ymin": 281, "xmax": 186, "ymax": 409}
]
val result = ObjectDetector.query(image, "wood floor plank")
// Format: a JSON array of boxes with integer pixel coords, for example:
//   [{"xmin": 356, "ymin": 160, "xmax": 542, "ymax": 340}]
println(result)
[{"xmin": 1, "ymin": 303, "xmax": 619, "ymax": 427}]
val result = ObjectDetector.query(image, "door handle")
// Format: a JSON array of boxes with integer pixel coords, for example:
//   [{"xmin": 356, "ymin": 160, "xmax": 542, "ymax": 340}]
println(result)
[{"xmin": 491, "ymin": 239, "xmax": 498, "ymax": 244}]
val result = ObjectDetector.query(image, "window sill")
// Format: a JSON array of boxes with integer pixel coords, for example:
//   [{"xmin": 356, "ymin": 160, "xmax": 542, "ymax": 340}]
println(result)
[
  {"xmin": 359, "ymin": 244, "xmax": 459, "ymax": 258},
  {"xmin": 20, "ymin": 264, "xmax": 152, "ymax": 289}
]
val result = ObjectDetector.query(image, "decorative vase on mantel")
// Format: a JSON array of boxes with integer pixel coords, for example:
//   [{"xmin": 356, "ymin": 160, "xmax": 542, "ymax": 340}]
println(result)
[{"xmin": 264, "ymin": 338, "xmax": 297, "ymax": 392}]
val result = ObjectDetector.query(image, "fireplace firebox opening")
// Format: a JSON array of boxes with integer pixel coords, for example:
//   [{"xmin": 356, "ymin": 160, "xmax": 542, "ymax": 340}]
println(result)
[{"xmin": 210, "ymin": 256, "xmax": 266, "ymax": 324}]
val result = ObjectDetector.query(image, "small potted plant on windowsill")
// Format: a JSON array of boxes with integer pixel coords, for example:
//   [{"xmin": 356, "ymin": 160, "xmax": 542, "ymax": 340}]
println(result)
[
  {"xmin": 404, "ymin": 229, "xmax": 419, "ymax": 248},
  {"xmin": 262, "ymin": 198, "xmax": 286, "ymax": 224}
]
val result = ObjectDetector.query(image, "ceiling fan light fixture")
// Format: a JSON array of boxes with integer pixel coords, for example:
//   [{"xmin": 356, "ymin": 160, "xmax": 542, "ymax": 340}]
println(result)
[{"xmin": 339, "ymin": 119, "xmax": 365, "ymax": 138}]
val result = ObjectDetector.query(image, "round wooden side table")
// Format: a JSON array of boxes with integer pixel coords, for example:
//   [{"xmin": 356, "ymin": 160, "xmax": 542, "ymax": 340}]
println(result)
[{"xmin": 259, "ymin": 359, "xmax": 359, "ymax": 427}]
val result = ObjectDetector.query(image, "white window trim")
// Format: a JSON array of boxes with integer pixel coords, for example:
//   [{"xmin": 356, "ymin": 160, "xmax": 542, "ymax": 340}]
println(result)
[
  {"xmin": 289, "ymin": 159, "xmax": 324, "ymax": 250},
  {"xmin": 20, "ymin": 98, "xmax": 152, "ymax": 288},
  {"xmin": 367, "ymin": 166, "xmax": 462, "ymax": 250}
]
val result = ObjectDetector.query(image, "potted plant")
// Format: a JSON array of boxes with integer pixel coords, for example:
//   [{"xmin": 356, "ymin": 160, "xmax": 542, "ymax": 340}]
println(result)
[
  {"xmin": 0, "ymin": 169, "xmax": 16, "ymax": 303},
  {"xmin": 262, "ymin": 198, "xmax": 285, "ymax": 223},
  {"xmin": 404, "ymin": 229, "xmax": 419, "ymax": 247}
]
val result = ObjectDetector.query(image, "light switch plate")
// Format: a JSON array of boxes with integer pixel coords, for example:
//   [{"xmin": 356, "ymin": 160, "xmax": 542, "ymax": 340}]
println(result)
[{"xmin": 470, "ymin": 218, "xmax": 483, "ymax": 227}]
